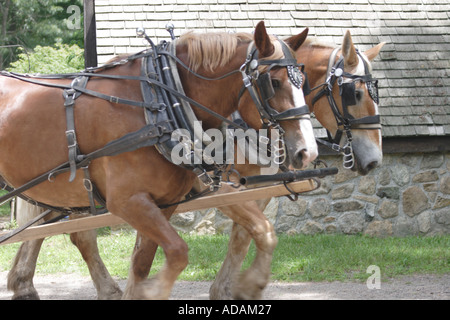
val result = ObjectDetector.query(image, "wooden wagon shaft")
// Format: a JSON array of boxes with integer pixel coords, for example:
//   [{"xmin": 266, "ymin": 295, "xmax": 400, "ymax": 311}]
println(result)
[{"xmin": 0, "ymin": 179, "xmax": 316, "ymax": 245}]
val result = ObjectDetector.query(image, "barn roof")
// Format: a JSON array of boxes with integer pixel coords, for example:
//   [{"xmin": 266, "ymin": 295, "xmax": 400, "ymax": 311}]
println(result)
[{"xmin": 94, "ymin": 0, "xmax": 450, "ymax": 139}]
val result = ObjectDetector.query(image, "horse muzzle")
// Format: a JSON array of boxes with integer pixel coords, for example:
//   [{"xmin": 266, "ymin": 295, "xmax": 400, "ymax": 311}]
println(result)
[{"xmin": 351, "ymin": 135, "xmax": 382, "ymax": 175}]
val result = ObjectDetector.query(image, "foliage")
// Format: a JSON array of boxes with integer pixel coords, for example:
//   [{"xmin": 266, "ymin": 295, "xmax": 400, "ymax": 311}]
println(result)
[
  {"xmin": 0, "ymin": 0, "xmax": 84, "ymax": 69},
  {"xmin": 7, "ymin": 43, "xmax": 84, "ymax": 73}
]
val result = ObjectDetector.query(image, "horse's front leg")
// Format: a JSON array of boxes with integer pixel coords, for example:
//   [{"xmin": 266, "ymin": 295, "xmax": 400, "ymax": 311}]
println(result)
[
  {"xmin": 110, "ymin": 192, "xmax": 188, "ymax": 300},
  {"xmin": 123, "ymin": 231, "xmax": 160, "ymax": 297},
  {"xmin": 209, "ymin": 222, "xmax": 251, "ymax": 299},
  {"xmin": 219, "ymin": 200, "xmax": 278, "ymax": 300},
  {"xmin": 69, "ymin": 214, "xmax": 122, "ymax": 300}
]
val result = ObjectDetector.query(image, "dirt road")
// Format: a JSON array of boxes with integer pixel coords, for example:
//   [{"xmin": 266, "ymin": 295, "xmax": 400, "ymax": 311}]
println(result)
[{"xmin": 0, "ymin": 271, "xmax": 448, "ymax": 300}]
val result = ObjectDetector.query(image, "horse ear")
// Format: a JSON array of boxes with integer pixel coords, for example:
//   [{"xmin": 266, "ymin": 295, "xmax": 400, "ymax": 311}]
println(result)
[
  {"xmin": 364, "ymin": 42, "xmax": 386, "ymax": 61},
  {"xmin": 254, "ymin": 21, "xmax": 274, "ymax": 57},
  {"xmin": 285, "ymin": 28, "xmax": 309, "ymax": 51},
  {"xmin": 342, "ymin": 30, "xmax": 358, "ymax": 68}
]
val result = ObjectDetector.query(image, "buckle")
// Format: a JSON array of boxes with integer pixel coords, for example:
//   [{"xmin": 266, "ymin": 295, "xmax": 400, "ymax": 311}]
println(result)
[
  {"xmin": 193, "ymin": 167, "xmax": 214, "ymax": 187},
  {"xmin": 83, "ymin": 178, "xmax": 93, "ymax": 192},
  {"xmin": 66, "ymin": 130, "xmax": 77, "ymax": 148},
  {"xmin": 242, "ymin": 74, "xmax": 252, "ymax": 88},
  {"xmin": 63, "ymin": 89, "xmax": 77, "ymax": 106},
  {"xmin": 66, "ymin": 88, "xmax": 76, "ymax": 96},
  {"xmin": 331, "ymin": 143, "xmax": 341, "ymax": 152},
  {"xmin": 109, "ymin": 96, "xmax": 120, "ymax": 104}
]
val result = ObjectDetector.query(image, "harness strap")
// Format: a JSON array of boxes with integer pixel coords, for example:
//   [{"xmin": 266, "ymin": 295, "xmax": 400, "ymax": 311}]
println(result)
[
  {"xmin": 82, "ymin": 166, "xmax": 97, "ymax": 215},
  {"xmin": 0, "ymin": 121, "xmax": 170, "ymax": 210},
  {"xmin": 271, "ymin": 106, "xmax": 310, "ymax": 121},
  {"xmin": 315, "ymin": 137, "xmax": 343, "ymax": 153},
  {"xmin": 63, "ymin": 76, "xmax": 88, "ymax": 182},
  {"xmin": 1, "ymin": 71, "xmax": 246, "ymax": 131}
]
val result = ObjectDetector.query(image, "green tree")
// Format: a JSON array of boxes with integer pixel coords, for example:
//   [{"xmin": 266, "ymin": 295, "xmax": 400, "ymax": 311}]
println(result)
[
  {"xmin": 0, "ymin": 0, "xmax": 84, "ymax": 69},
  {"xmin": 8, "ymin": 43, "xmax": 84, "ymax": 73}
]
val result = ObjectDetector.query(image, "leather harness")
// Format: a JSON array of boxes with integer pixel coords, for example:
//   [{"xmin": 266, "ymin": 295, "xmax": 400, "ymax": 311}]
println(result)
[
  {"xmin": 0, "ymin": 34, "xmax": 308, "ymax": 220},
  {"xmin": 231, "ymin": 47, "xmax": 382, "ymax": 171}
]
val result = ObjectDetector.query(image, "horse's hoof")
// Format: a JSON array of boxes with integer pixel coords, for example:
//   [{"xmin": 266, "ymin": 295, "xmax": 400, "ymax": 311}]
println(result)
[
  {"xmin": 209, "ymin": 281, "xmax": 233, "ymax": 300},
  {"xmin": 231, "ymin": 271, "xmax": 265, "ymax": 300},
  {"xmin": 12, "ymin": 292, "xmax": 40, "ymax": 300}
]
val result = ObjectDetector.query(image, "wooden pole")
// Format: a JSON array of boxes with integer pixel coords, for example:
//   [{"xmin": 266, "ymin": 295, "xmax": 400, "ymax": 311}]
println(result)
[
  {"xmin": 0, "ymin": 180, "xmax": 316, "ymax": 245},
  {"xmin": 84, "ymin": 0, "xmax": 97, "ymax": 68}
]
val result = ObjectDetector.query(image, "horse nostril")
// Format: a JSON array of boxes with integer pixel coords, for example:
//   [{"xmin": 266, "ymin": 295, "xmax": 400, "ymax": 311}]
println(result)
[
  {"xmin": 293, "ymin": 148, "xmax": 309, "ymax": 168},
  {"xmin": 366, "ymin": 160, "xmax": 378, "ymax": 171}
]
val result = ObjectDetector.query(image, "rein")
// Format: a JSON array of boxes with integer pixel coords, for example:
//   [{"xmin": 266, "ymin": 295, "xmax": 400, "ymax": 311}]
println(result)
[{"xmin": 0, "ymin": 70, "xmax": 247, "ymax": 131}]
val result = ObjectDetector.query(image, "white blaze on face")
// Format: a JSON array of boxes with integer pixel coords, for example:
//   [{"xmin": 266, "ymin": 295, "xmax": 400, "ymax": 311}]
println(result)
[
  {"xmin": 356, "ymin": 54, "xmax": 383, "ymax": 148},
  {"xmin": 299, "ymin": 114, "xmax": 318, "ymax": 161},
  {"xmin": 290, "ymin": 82, "xmax": 318, "ymax": 162},
  {"xmin": 347, "ymin": 53, "xmax": 383, "ymax": 170}
]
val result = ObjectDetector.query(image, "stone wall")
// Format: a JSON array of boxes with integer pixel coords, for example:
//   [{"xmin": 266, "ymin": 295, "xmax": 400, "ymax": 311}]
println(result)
[{"xmin": 170, "ymin": 151, "xmax": 450, "ymax": 236}]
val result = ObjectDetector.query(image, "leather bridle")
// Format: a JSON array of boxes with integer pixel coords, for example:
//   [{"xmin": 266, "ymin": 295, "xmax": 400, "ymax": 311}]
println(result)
[
  {"xmin": 239, "ymin": 39, "xmax": 310, "ymax": 129},
  {"xmin": 309, "ymin": 48, "xmax": 381, "ymax": 169}
]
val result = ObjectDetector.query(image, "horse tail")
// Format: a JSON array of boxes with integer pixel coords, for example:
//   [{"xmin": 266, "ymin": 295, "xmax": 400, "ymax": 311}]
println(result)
[{"xmin": 15, "ymin": 198, "xmax": 49, "ymax": 226}]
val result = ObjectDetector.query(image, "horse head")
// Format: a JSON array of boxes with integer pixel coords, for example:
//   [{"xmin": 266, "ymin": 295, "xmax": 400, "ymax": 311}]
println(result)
[
  {"xmin": 293, "ymin": 30, "xmax": 385, "ymax": 175},
  {"xmin": 237, "ymin": 22, "xmax": 318, "ymax": 170}
]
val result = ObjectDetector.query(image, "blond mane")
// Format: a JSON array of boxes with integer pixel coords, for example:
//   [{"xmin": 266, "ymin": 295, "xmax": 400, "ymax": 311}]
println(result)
[
  {"xmin": 302, "ymin": 37, "xmax": 336, "ymax": 50},
  {"xmin": 178, "ymin": 31, "xmax": 284, "ymax": 72}
]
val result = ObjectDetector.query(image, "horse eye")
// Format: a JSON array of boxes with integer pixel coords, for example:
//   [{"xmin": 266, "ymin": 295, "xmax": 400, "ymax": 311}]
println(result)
[
  {"xmin": 271, "ymin": 79, "xmax": 281, "ymax": 89},
  {"xmin": 355, "ymin": 90, "xmax": 363, "ymax": 101}
]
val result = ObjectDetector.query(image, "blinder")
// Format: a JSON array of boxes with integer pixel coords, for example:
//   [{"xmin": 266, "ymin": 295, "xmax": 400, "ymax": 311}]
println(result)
[
  {"xmin": 241, "ymin": 38, "xmax": 311, "ymax": 124},
  {"xmin": 256, "ymin": 63, "xmax": 308, "ymax": 102},
  {"xmin": 255, "ymin": 71, "xmax": 310, "ymax": 121},
  {"xmin": 256, "ymin": 72, "xmax": 275, "ymax": 101},
  {"xmin": 338, "ymin": 74, "xmax": 379, "ymax": 108},
  {"xmin": 302, "ymin": 69, "xmax": 311, "ymax": 96},
  {"xmin": 339, "ymin": 81, "xmax": 357, "ymax": 107},
  {"xmin": 255, "ymin": 68, "xmax": 310, "ymax": 122},
  {"xmin": 367, "ymin": 79, "xmax": 379, "ymax": 104},
  {"xmin": 287, "ymin": 65, "xmax": 303, "ymax": 89}
]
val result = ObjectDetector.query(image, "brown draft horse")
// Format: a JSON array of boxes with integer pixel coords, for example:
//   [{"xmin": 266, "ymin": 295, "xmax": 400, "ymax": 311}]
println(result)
[
  {"xmin": 125, "ymin": 30, "xmax": 385, "ymax": 300},
  {"xmin": 119, "ymin": 29, "xmax": 385, "ymax": 300},
  {"xmin": 209, "ymin": 30, "xmax": 385, "ymax": 299},
  {"xmin": 2, "ymin": 22, "xmax": 315, "ymax": 299},
  {"xmin": 6, "ymin": 29, "xmax": 384, "ymax": 300}
]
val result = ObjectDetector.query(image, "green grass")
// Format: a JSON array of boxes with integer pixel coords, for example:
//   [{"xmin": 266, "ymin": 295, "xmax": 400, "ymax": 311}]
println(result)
[
  {"xmin": 270, "ymin": 234, "xmax": 449, "ymax": 282},
  {"xmin": 0, "ymin": 190, "xmax": 12, "ymax": 217},
  {"xmin": 0, "ymin": 232, "xmax": 449, "ymax": 282}
]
